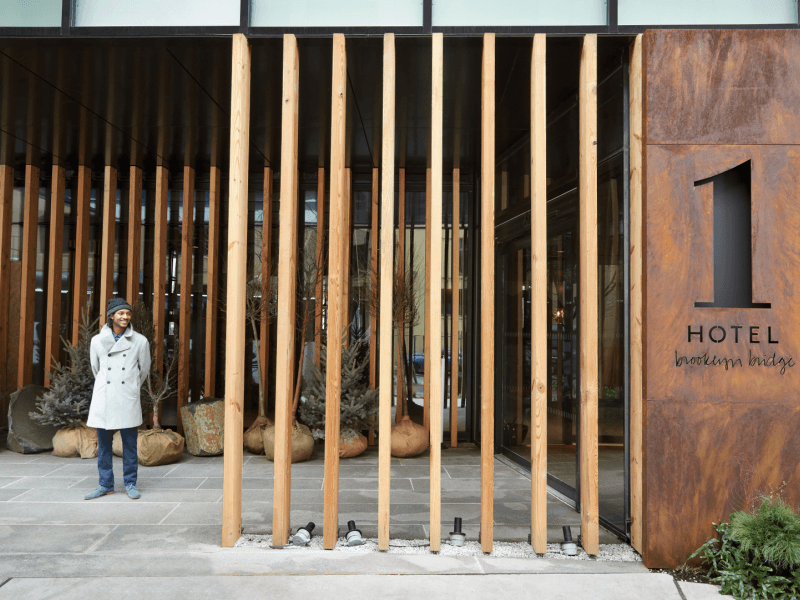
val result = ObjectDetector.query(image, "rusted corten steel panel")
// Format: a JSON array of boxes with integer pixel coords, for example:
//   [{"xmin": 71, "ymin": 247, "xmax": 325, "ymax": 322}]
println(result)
[
  {"xmin": 643, "ymin": 29, "xmax": 800, "ymax": 568},
  {"xmin": 646, "ymin": 29, "xmax": 800, "ymax": 145}
]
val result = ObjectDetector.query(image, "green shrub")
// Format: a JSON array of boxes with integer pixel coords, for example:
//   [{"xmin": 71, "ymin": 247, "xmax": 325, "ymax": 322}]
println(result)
[{"xmin": 689, "ymin": 495, "xmax": 800, "ymax": 600}]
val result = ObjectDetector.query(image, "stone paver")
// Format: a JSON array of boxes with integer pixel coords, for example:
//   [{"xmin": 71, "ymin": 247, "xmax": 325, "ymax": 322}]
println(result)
[{"xmin": 678, "ymin": 581, "xmax": 733, "ymax": 599}]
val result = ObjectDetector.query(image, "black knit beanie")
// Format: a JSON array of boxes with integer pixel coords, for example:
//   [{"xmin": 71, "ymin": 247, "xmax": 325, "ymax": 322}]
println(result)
[{"xmin": 106, "ymin": 297, "xmax": 132, "ymax": 317}]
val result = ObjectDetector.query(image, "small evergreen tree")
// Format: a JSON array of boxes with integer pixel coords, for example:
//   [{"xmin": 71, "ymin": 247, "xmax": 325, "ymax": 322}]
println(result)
[
  {"xmin": 30, "ymin": 309, "xmax": 99, "ymax": 427},
  {"xmin": 299, "ymin": 326, "xmax": 378, "ymax": 439}
]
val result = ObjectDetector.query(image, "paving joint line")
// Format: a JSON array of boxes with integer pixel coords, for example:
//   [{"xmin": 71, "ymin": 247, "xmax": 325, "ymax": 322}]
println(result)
[
  {"xmin": 83, "ymin": 525, "xmax": 120, "ymax": 554},
  {"xmin": 672, "ymin": 578, "xmax": 688, "ymax": 600},
  {"xmin": 158, "ymin": 503, "xmax": 182, "ymax": 524}
]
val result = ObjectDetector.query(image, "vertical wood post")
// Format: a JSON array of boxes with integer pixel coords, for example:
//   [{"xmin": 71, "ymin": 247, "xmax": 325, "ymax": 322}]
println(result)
[
  {"xmin": 314, "ymin": 167, "xmax": 325, "ymax": 366},
  {"xmin": 177, "ymin": 166, "xmax": 194, "ymax": 435},
  {"xmin": 450, "ymin": 168, "xmax": 460, "ymax": 447},
  {"xmin": 480, "ymin": 32, "xmax": 495, "ymax": 554},
  {"xmin": 127, "ymin": 166, "xmax": 143, "ymax": 302},
  {"xmin": 99, "ymin": 166, "xmax": 117, "ymax": 322},
  {"xmin": 629, "ymin": 33, "xmax": 644, "ymax": 554},
  {"xmin": 368, "ymin": 167, "xmax": 379, "ymax": 445},
  {"xmin": 324, "ymin": 32, "xmax": 347, "ymax": 550},
  {"xmin": 0, "ymin": 165, "xmax": 14, "ymax": 394},
  {"xmin": 72, "ymin": 166, "xmax": 91, "ymax": 345},
  {"xmin": 395, "ymin": 168, "xmax": 405, "ymax": 424},
  {"xmin": 341, "ymin": 168, "xmax": 352, "ymax": 336},
  {"xmin": 378, "ymin": 33, "xmax": 396, "ymax": 551},
  {"xmin": 260, "ymin": 166, "xmax": 273, "ymax": 411},
  {"xmin": 153, "ymin": 166, "xmax": 169, "ymax": 378},
  {"xmin": 424, "ymin": 167, "xmax": 431, "ymax": 431},
  {"xmin": 273, "ymin": 34, "xmax": 301, "ymax": 547},
  {"xmin": 205, "ymin": 166, "xmax": 221, "ymax": 397},
  {"xmin": 221, "ymin": 32, "xmax": 251, "ymax": 548},
  {"xmin": 429, "ymin": 31, "xmax": 444, "ymax": 552},
  {"xmin": 530, "ymin": 33, "xmax": 548, "ymax": 554},
  {"xmin": 44, "ymin": 165, "xmax": 66, "ymax": 385},
  {"xmin": 579, "ymin": 33, "xmax": 599, "ymax": 556},
  {"xmin": 18, "ymin": 165, "xmax": 40, "ymax": 389}
]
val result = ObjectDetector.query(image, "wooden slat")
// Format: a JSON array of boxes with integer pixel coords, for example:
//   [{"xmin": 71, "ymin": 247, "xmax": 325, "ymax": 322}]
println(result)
[
  {"xmin": 17, "ymin": 165, "xmax": 40, "ymax": 389},
  {"xmin": 273, "ymin": 33, "xmax": 300, "ymax": 547},
  {"xmin": 99, "ymin": 165, "xmax": 117, "ymax": 323},
  {"xmin": 205, "ymin": 166, "xmax": 221, "ymax": 397},
  {"xmin": 260, "ymin": 166, "xmax": 273, "ymax": 411},
  {"xmin": 579, "ymin": 33, "xmax": 599, "ymax": 556},
  {"xmin": 324, "ymin": 32, "xmax": 347, "ymax": 550},
  {"xmin": 0, "ymin": 165, "xmax": 13, "ymax": 396},
  {"xmin": 71, "ymin": 166, "xmax": 91, "ymax": 344},
  {"xmin": 314, "ymin": 167, "xmax": 325, "ymax": 366},
  {"xmin": 450, "ymin": 168, "xmax": 460, "ymax": 448},
  {"xmin": 44, "ymin": 165, "xmax": 66, "ymax": 385},
  {"xmin": 395, "ymin": 168, "xmax": 405, "ymax": 424},
  {"xmin": 369, "ymin": 166, "xmax": 379, "ymax": 445},
  {"xmin": 424, "ymin": 167, "xmax": 431, "ymax": 432},
  {"xmin": 341, "ymin": 168, "xmax": 352, "ymax": 336},
  {"xmin": 480, "ymin": 32, "xmax": 495, "ymax": 554},
  {"xmin": 153, "ymin": 165, "xmax": 169, "ymax": 379},
  {"xmin": 177, "ymin": 166, "xmax": 194, "ymax": 435},
  {"xmin": 429, "ymin": 31, "xmax": 444, "ymax": 552},
  {"xmin": 127, "ymin": 166, "xmax": 143, "ymax": 301},
  {"xmin": 530, "ymin": 32, "xmax": 548, "ymax": 554},
  {"xmin": 378, "ymin": 32, "xmax": 395, "ymax": 552},
  {"xmin": 629, "ymin": 33, "xmax": 644, "ymax": 555},
  {"xmin": 221, "ymin": 32, "xmax": 251, "ymax": 548}
]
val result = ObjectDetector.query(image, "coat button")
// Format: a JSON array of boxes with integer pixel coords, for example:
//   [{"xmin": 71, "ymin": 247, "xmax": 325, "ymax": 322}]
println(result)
[
  {"xmin": 121, "ymin": 381, "xmax": 125, "ymax": 384},
  {"xmin": 107, "ymin": 381, "xmax": 110, "ymax": 384},
  {"xmin": 122, "ymin": 367, "xmax": 125, "ymax": 370},
  {"xmin": 108, "ymin": 367, "xmax": 111, "ymax": 370},
  {"xmin": 123, "ymin": 354, "xmax": 126, "ymax": 357}
]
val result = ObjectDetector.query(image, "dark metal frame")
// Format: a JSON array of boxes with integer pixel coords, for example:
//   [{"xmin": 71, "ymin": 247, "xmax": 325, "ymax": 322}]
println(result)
[{"xmin": 1, "ymin": 0, "xmax": 798, "ymax": 38}]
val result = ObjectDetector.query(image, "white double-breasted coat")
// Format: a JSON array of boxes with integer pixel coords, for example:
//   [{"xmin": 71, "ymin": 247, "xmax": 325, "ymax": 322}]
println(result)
[{"xmin": 87, "ymin": 324, "xmax": 151, "ymax": 430}]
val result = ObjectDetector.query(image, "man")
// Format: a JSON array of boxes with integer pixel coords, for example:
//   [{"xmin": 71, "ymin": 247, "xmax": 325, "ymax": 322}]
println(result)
[{"xmin": 84, "ymin": 298, "xmax": 151, "ymax": 500}]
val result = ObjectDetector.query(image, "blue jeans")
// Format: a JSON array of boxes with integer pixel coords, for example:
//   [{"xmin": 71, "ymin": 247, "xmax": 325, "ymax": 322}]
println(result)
[{"xmin": 96, "ymin": 427, "xmax": 138, "ymax": 489}]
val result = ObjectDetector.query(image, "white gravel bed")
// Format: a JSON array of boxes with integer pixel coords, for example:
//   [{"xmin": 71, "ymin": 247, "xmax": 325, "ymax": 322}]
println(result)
[{"xmin": 235, "ymin": 534, "xmax": 641, "ymax": 562}]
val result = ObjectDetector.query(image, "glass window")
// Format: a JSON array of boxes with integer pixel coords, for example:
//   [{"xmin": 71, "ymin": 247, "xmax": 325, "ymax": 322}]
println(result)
[
  {"xmin": 74, "ymin": 0, "xmax": 239, "ymax": 27},
  {"xmin": 5, "ymin": 0, "xmax": 61, "ymax": 27},
  {"xmin": 433, "ymin": 0, "xmax": 606, "ymax": 26},
  {"xmin": 250, "ymin": 0, "xmax": 422, "ymax": 27},
  {"xmin": 619, "ymin": 0, "xmax": 797, "ymax": 25}
]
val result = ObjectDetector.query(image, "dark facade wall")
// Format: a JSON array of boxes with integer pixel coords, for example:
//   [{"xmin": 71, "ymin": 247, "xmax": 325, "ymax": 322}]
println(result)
[{"xmin": 642, "ymin": 29, "xmax": 800, "ymax": 567}]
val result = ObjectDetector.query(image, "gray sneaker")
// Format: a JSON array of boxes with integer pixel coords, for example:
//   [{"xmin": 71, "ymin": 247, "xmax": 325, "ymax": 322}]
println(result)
[
  {"xmin": 84, "ymin": 485, "xmax": 114, "ymax": 500},
  {"xmin": 125, "ymin": 484, "xmax": 141, "ymax": 499}
]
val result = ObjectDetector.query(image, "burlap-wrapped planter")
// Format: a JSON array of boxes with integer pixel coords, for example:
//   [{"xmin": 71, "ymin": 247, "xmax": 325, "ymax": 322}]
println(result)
[
  {"xmin": 339, "ymin": 431, "xmax": 368, "ymax": 458},
  {"xmin": 112, "ymin": 428, "xmax": 184, "ymax": 466},
  {"xmin": 7, "ymin": 385, "xmax": 59, "ymax": 454},
  {"xmin": 180, "ymin": 398, "xmax": 225, "ymax": 456},
  {"xmin": 391, "ymin": 416, "xmax": 428, "ymax": 458},
  {"xmin": 244, "ymin": 415, "xmax": 273, "ymax": 455},
  {"xmin": 262, "ymin": 422, "xmax": 314, "ymax": 464},
  {"xmin": 52, "ymin": 423, "xmax": 98, "ymax": 458}
]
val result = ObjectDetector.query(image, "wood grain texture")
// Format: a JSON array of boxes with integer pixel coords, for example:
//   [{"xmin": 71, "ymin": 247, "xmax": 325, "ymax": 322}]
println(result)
[
  {"xmin": 429, "ymin": 32, "xmax": 443, "ymax": 552},
  {"xmin": 424, "ymin": 167, "xmax": 431, "ymax": 432},
  {"xmin": 44, "ymin": 164, "xmax": 65, "ymax": 385},
  {"xmin": 530, "ymin": 33, "xmax": 548, "ymax": 554},
  {"xmin": 396, "ymin": 168, "xmax": 405, "ymax": 424},
  {"xmin": 17, "ymin": 165, "xmax": 40, "ymax": 389},
  {"xmin": 260, "ymin": 167, "xmax": 273, "ymax": 410},
  {"xmin": 72, "ymin": 165, "xmax": 91, "ymax": 345},
  {"xmin": 0, "ymin": 165, "xmax": 13, "ymax": 395},
  {"xmin": 645, "ymin": 29, "xmax": 800, "ymax": 145},
  {"xmin": 378, "ymin": 32, "xmax": 395, "ymax": 552},
  {"xmin": 579, "ymin": 33, "xmax": 599, "ymax": 557},
  {"xmin": 99, "ymin": 166, "xmax": 117, "ymax": 324},
  {"xmin": 127, "ymin": 166, "xmax": 142, "ymax": 301},
  {"xmin": 324, "ymin": 33, "xmax": 347, "ymax": 551},
  {"xmin": 450, "ymin": 168, "xmax": 460, "ymax": 448},
  {"xmin": 177, "ymin": 166, "xmax": 195, "ymax": 436},
  {"xmin": 205, "ymin": 166, "xmax": 221, "ymax": 397},
  {"xmin": 221, "ymin": 32, "xmax": 251, "ymax": 548},
  {"xmin": 480, "ymin": 33, "xmax": 495, "ymax": 554},
  {"xmin": 315, "ymin": 167, "xmax": 325, "ymax": 367},
  {"xmin": 369, "ymin": 167, "xmax": 379, "ymax": 445},
  {"xmin": 342, "ymin": 168, "xmax": 352, "ymax": 337},
  {"xmin": 273, "ymin": 34, "xmax": 300, "ymax": 547},
  {"xmin": 629, "ymin": 33, "xmax": 644, "ymax": 555},
  {"xmin": 153, "ymin": 165, "xmax": 169, "ymax": 379}
]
